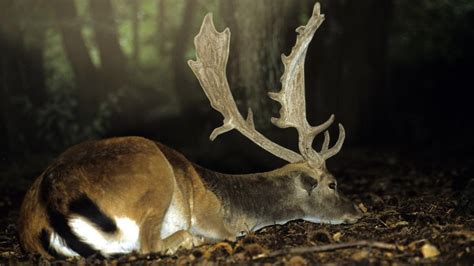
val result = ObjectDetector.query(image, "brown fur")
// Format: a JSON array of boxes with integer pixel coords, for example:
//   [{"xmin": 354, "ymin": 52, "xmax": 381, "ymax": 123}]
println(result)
[
  {"xmin": 18, "ymin": 175, "xmax": 51, "ymax": 257},
  {"xmin": 18, "ymin": 137, "xmax": 233, "ymax": 257},
  {"xmin": 18, "ymin": 136, "xmax": 361, "ymax": 258}
]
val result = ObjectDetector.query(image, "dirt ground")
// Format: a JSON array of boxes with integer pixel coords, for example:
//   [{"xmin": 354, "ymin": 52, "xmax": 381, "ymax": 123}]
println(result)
[{"xmin": 0, "ymin": 149, "xmax": 473, "ymax": 265}]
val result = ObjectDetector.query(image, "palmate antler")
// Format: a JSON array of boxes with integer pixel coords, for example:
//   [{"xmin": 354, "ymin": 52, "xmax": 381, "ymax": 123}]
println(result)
[
  {"xmin": 188, "ymin": 14, "xmax": 302, "ymax": 163},
  {"xmin": 268, "ymin": 3, "xmax": 345, "ymax": 167},
  {"xmin": 188, "ymin": 2, "xmax": 344, "ymax": 168}
]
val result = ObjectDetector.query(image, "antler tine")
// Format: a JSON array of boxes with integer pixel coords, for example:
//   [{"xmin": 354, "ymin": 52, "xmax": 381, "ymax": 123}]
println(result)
[
  {"xmin": 321, "ymin": 131, "xmax": 330, "ymax": 154},
  {"xmin": 269, "ymin": 2, "xmax": 345, "ymax": 167},
  {"xmin": 321, "ymin": 124, "xmax": 345, "ymax": 160},
  {"xmin": 188, "ymin": 14, "xmax": 303, "ymax": 163}
]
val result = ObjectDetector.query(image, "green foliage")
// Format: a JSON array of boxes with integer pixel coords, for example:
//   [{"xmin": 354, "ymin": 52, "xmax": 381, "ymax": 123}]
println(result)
[
  {"xmin": 44, "ymin": 29, "xmax": 75, "ymax": 93},
  {"xmin": 33, "ymin": 87, "xmax": 127, "ymax": 151}
]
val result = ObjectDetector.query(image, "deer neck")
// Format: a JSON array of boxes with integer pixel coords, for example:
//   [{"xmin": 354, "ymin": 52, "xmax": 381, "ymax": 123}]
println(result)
[{"xmin": 194, "ymin": 165, "xmax": 305, "ymax": 235}]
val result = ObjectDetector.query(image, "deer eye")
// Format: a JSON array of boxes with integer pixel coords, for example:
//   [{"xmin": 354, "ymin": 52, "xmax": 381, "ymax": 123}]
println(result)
[{"xmin": 328, "ymin": 182, "xmax": 336, "ymax": 190}]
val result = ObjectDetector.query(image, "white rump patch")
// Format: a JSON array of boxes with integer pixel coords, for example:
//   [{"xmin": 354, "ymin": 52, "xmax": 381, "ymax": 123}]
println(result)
[
  {"xmin": 49, "ymin": 233, "xmax": 80, "ymax": 257},
  {"xmin": 68, "ymin": 216, "xmax": 140, "ymax": 256}
]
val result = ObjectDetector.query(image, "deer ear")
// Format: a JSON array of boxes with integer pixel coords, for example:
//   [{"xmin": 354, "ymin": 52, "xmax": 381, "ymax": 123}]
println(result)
[{"xmin": 298, "ymin": 173, "xmax": 318, "ymax": 196}]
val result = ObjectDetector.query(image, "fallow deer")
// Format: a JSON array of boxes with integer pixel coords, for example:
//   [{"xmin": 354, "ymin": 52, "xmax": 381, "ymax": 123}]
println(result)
[{"xmin": 18, "ymin": 3, "xmax": 362, "ymax": 258}]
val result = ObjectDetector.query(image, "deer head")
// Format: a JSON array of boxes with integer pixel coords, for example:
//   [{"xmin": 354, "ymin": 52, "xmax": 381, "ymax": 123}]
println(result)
[{"xmin": 188, "ymin": 3, "xmax": 362, "ymax": 224}]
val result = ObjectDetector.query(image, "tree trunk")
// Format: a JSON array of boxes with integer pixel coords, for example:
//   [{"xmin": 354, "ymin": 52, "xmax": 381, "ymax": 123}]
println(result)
[
  {"xmin": 338, "ymin": 0, "xmax": 393, "ymax": 143},
  {"xmin": 171, "ymin": 0, "xmax": 198, "ymax": 111},
  {"xmin": 89, "ymin": 0, "xmax": 128, "ymax": 92},
  {"xmin": 306, "ymin": 0, "xmax": 393, "ymax": 144},
  {"xmin": 51, "ymin": 0, "xmax": 100, "ymax": 124},
  {"xmin": 0, "ymin": 1, "xmax": 23, "ymax": 152},
  {"xmin": 218, "ymin": 0, "xmax": 301, "ymax": 129},
  {"xmin": 369, "ymin": 0, "xmax": 393, "ymax": 144},
  {"xmin": 0, "ymin": 0, "xmax": 49, "ymax": 151},
  {"xmin": 155, "ymin": 0, "xmax": 166, "ymax": 57},
  {"xmin": 25, "ymin": 30, "xmax": 47, "ymax": 107},
  {"xmin": 131, "ymin": 0, "xmax": 141, "ymax": 65},
  {"xmin": 219, "ymin": 0, "xmax": 241, "ymax": 101}
]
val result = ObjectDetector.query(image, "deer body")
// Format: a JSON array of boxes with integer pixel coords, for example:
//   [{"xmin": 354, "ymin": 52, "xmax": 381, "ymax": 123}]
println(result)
[
  {"xmin": 19, "ymin": 3, "xmax": 362, "ymax": 258},
  {"xmin": 19, "ymin": 136, "xmax": 361, "ymax": 258}
]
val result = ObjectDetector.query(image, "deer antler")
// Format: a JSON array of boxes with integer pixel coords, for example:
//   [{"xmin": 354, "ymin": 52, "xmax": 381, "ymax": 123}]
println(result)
[
  {"xmin": 188, "ymin": 14, "xmax": 303, "ymax": 163},
  {"xmin": 189, "ymin": 3, "xmax": 344, "ymax": 167},
  {"xmin": 268, "ymin": 2, "xmax": 345, "ymax": 167}
]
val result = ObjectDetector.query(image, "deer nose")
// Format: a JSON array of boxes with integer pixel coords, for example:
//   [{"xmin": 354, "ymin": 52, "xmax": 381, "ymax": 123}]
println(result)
[{"xmin": 343, "ymin": 204, "xmax": 364, "ymax": 224}]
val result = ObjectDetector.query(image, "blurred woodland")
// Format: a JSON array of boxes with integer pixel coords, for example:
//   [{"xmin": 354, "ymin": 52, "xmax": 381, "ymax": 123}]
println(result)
[
  {"xmin": 1, "ymin": 2, "xmax": 473, "ymax": 264},
  {"xmin": 1, "ymin": 0, "xmax": 473, "ymax": 171}
]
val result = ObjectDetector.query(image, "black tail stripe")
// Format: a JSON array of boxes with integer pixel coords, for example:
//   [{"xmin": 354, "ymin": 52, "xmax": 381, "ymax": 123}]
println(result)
[
  {"xmin": 39, "ymin": 229, "xmax": 66, "ymax": 259},
  {"xmin": 40, "ymin": 174, "xmax": 98, "ymax": 257},
  {"xmin": 47, "ymin": 207, "xmax": 97, "ymax": 257},
  {"xmin": 68, "ymin": 194, "xmax": 117, "ymax": 233}
]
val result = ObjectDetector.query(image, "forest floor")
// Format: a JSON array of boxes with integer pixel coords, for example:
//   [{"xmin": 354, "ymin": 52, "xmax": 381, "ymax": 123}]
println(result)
[{"xmin": 0, "ymin": 149, "xmax": 473, "ymax": 265}]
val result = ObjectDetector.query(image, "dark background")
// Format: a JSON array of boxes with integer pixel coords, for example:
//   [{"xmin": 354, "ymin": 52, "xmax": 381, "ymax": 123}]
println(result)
[{"xmin": 1, "ymin": 0, "xmax": 473, "ymax": 177}]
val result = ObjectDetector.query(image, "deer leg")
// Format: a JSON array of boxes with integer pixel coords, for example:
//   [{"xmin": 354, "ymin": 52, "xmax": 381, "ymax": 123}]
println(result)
[
  {"xmin": 161, "ymin": 230, "xmax": 204, "ymax": 254},
  {"xmin": 192, "ymin": 209, "xmax": 235, "ymax": 242},
  {"xmin": 136, "ymin": 188, "xmax": 173, "ymax": 253},
  {"xmin": 139, "ymin": 214, "xmax": 165, "ymax": 254}
]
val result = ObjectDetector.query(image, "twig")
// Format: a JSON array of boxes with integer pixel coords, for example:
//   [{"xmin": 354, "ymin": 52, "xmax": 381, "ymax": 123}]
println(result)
[
  {"xmin": 376, "ymin": 218, "xmax": 390, "ymax": 228},
  {"xmin": 256, "ymin": 240, "xmax": 397, "ymax": 259}
]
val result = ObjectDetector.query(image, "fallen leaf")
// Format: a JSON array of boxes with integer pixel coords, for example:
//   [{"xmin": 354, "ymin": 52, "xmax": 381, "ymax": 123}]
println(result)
[
  {"xmin": 407, "ymin": 239, "xmax": 425, "ymax": 251},
  {"xmin": 407, "ymin": 242, "xmax": 418, "ymax": 251},
  {"xmin": 392, "ymin": 221, "xmax": 409, "ymax": 228},
  {"xmin": 451, "ymin": 230, "xmax": 474, "ymax": 241},
  {"xmin": 358, "ymin": 203, "xmax": 368, "ymax": 213},
  {"xmin": 188, "ymin": 254, "xmax": 196, "ymax": 262},
  {"xmin": 421, "ymin": 243, "xmax": 440, "ymax": 258},
  {"xmin": 0, "ymin": 251, "xmax": 14, "ymax": 257},
  {"xmin": 397, "ymin": 244, "xmax": 406, "ymax": 251},
  {"xmin": 287, "ymin": 255, "xmax": 308, "ymax": 266},
  {"xmin": 332, "ymin": 232, "xmax": 342, "ymax": 242},
  {"xmin": 384, "ymin": 252, "xmax": 394, "ymax": 258},
  {"xmin": 351, "ymin": 250, "xmax": 369, "ymax": 261}
]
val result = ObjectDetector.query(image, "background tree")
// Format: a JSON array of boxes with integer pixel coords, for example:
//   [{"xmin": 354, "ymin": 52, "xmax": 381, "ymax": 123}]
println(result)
[
  {"xmin": 51, "ymin": 0, "xmax": 100, "ymax": 124},
  {"xmin": 0, "ymin": 0, "xmax": 49, "ymax": 151},
  {"xmin": 131, "ymin": 0, "xmax": 141, "ymax": 65},
  {"xmin": 306, "ymin": 0, "xmax": 393, "ymax": 143},
  {"xmin": 89, "ymin": 0, "xmax": 128, "ymax": 92},
  {"xmin": 155, "ymin": 0, "xmax": 167, "ymax": 58},
  {"xmin": 171, "ymin": 0, "xmax": 199, "ymax": 110},
  {"xmin": 219, "ymin": 0, "xmax": 303, "ymax": 129},
  {"xmin": 0, "ymin": 0, "xmax": 471, "ymax": 159}
]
